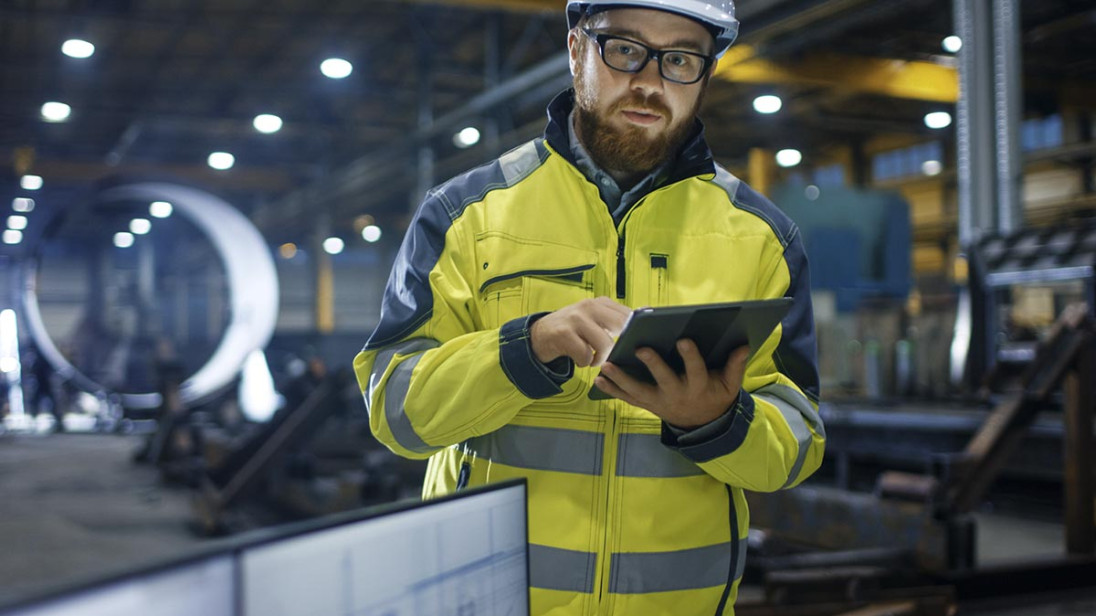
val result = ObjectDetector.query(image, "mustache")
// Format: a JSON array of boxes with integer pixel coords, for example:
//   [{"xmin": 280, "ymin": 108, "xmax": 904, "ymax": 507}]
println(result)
[{"xmin": 611, "ymin": 93, "xmax": 671, "ymax": 119}]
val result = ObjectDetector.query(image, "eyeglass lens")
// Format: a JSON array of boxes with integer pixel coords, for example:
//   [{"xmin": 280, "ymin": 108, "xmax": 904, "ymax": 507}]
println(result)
[{"xmin": 600, "ymin": 37, "xmax": 706, "ymax": 83}]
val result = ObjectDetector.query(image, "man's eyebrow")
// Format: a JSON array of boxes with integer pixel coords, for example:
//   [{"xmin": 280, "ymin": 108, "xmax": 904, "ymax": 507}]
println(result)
[{"xmin": 601, "ymin": 28, "xmax": 711, "ymax": 54}]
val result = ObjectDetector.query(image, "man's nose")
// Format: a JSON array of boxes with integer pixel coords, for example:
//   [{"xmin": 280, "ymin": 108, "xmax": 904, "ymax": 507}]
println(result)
[{"xmin": 629, "ymin": 57, "xmax": 665, "ymax": 96}]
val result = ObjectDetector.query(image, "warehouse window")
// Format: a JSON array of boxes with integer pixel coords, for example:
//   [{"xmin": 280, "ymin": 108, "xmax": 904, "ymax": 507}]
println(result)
[
  {"xmin": 872, "ymin": 141, "xmax": 943, "ymax": 181},
  {"xmin": 813, "ymin": 164, "xmax": 846, "ymax": 187},
  {"xmin": 1021, "ymin": 114, "xmax": 1063, "ymax": 151}
]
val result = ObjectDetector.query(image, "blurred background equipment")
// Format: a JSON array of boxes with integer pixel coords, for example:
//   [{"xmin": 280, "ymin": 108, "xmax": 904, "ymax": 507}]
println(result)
[{"xmin": 20, "ymin": 181, "xmax": 278, "ymax": 420}]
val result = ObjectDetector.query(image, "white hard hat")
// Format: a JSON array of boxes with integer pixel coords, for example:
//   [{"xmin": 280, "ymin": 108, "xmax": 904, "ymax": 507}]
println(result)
[{"xmin": 566, "ymin": 0, "xmax": 739, "ymax": 58}]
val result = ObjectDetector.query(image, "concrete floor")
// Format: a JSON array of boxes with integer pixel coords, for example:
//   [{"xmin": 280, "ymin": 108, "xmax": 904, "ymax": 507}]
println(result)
[
  {"xmin": 0, "ymin": 432, "xmax": 205, "ymax": 606},
  {"xmin": 1, "ymin": 432, "xmax": 1094, "ymax": 614}
]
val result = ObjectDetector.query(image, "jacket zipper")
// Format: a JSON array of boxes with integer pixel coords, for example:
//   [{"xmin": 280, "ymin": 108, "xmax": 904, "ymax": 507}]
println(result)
[
  {"xmin": 615, "ymin": 236, "xmax": 626, "ymax": 299},
  {"xmin": 456, "ymin": 461, "xmax": 471, "ymax": 491}
]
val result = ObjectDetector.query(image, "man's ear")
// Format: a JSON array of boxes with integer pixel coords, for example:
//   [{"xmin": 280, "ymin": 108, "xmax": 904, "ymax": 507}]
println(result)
[{"xmin": 708, "ymin": 56, "xmax": 720, "ymax": 78}]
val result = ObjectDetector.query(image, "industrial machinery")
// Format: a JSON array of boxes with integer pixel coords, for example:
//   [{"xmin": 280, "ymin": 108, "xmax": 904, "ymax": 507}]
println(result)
[
  {"xmin": 963, "ymin": 222, "xmax": 1096, "ymax": 392},
  {"xmin": 19, "ymin": 180, "xmax": 278, "ymax": 423},
  {"xmin": 743, "ymin": 304, "xmax": 1095, "ymax": 615}
]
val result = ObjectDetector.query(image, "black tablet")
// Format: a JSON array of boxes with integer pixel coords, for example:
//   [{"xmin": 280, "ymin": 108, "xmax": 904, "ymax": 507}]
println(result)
[{"xmin": 588, "ymin": 298, "xmax": 793, "ymax": 400}]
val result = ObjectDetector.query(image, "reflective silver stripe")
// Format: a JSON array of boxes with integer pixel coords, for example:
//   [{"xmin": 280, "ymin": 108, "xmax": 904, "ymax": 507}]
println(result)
[
  {"xmin": 735, "ymin": 536, "xmax": 748, "ymax": 582},
  {"xmin": 754, "ymin": 383, "xmax": 822, "ymax": 489},
  {"xmin": 529, "ymin": 544, "xmax": 596, "ymax": 593},
  {"xmin": 609, "ymin": 539, "xmax": 747, "ymax": 594},
  {"xmin": 464, "ymin": 425, "xmax": 602, "ymax": 475},
  {"xmin": 499, "ymin": 141, "xmax": 543, "ymax": 186},
  {"xmin": 369, "ymin": 339, "xmax": 441, "ymax": 455},
  {"xmin": 616, "ymin": 433, "xmax": 704, "ymax": 478}
]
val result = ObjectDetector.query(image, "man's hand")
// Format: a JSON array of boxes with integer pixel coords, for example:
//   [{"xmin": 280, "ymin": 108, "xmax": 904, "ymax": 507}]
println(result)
[
  {"xmin": 530, "ymin": 297, "xmax": 633, "ymax": 368},
  {"xmin": 595, "ymin": 340, "xmax": 750, "ymax": 429}
]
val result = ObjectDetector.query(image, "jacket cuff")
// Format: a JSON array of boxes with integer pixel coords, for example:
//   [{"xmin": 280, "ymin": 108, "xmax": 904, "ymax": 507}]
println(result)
[
  {"xmin": 661, "ymin": 391, "xmax": 755, "ymax": 463},
  {"xmin": 499, "ymin": 313, "xmax": 574, "ymax": 399}
]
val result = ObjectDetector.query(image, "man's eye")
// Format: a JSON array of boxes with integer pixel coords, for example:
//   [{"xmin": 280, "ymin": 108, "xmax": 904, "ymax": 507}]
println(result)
[
  {"xmin": 666, "ymin": 54, "xmax": 689, "ymax": 67},
  {"xmin": 615, "ymin": 43, "xmax": 637, "ymax": 56}
]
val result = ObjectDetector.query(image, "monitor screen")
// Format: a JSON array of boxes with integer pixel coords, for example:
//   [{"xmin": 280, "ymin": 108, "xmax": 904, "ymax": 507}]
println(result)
[
  {"xmin": 0, "ymin": 555, "xmax": 235, "ymax": 616},
  {"xmin": 240, "ymin": 481, "xmax": 528, "ymax": 616}
]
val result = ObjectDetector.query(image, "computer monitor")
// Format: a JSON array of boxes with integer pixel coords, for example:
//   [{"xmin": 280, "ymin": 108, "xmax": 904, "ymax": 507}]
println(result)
[
  {"xmin": 240, "ymin": 480, "xmax": 529, "ymax": 616},
  {"xmin": 0, "ymin": 554, "xmax": 235, "ymax": 616},
  {"xmin": 0, "ymin": 480, "xmax": 528, "ymax": 616}
]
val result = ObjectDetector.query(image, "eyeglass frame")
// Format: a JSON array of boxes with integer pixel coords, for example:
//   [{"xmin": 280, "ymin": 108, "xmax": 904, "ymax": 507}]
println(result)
[{"xmin": 580, "ymin": 28, "xmax": 715, "ymax": 85}]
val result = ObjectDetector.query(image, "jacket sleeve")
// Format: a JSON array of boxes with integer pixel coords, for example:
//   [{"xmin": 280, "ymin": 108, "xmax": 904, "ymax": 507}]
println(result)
[
  {"xmin": 661, "ymin": 225, "xmax": 825, "ymax": 491},
  {"xmin": 353, "ymin": 189, "xmax": 568, "ymax": 460}
]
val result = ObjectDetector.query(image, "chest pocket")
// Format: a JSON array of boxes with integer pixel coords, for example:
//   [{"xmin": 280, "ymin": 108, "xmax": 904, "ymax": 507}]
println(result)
[{"xmin": 475, "ymin": 232, "xmax": 598, "ymax": 329}]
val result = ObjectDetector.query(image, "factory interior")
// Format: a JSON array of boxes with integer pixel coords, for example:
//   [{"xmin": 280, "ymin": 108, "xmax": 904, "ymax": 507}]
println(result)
[{"xmin": 1, "ymin": 0, "xmax": 1095, "ymax": 614}]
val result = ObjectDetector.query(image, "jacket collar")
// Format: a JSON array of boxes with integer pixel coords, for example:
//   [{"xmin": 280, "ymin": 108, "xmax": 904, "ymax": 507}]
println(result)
[{"xmin": 543, "ymin": 89, "xmax": 717, "ymax": 186}]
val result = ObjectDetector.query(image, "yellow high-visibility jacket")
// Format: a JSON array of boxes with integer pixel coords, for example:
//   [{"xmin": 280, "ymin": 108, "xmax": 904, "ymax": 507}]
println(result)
[{"xmin": 354, "ymin": 92, "xmax": 825, "ymax": 616}]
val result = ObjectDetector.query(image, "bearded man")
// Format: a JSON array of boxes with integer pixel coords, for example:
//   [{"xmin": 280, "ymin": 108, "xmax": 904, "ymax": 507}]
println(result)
[{"xmin": 355, "ymin": 2, "xmax": 825, "ymax": 614}]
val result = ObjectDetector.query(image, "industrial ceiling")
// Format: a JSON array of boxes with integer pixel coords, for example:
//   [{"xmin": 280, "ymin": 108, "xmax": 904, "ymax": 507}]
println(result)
[{"xmin": 2, "ymin": 0, "xmax": 1094, "ymax": 246}]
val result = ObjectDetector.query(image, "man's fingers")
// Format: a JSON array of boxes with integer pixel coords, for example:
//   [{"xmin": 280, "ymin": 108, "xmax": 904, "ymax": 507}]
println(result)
[
  {"xmin": 677, "ymin": 339, "xmax": 708, "ymax": 384},
  {"xmin": 721, "ymin": 346, "xmax": 751, "ymax": 386},
  {"xmin": 601, "ymin": 362, "xmax": 656, "ymax": 400},
  {"xmin": 589, "ymin": 297, "xmax": 632, "ymax": 336},
  {"xmin": 554, "ymin": 331, "xmax": 595, "ymax": 367},
  {"xmin": 572, "ymin": 318, "xmax": 615, "ymax": 366},
  {"xmin": 594, "ymin": 374, "xmax": 643, "ymax": 407},
  {"xmin": 636, "ymin": 347, "xmax": 679, "ymax": 389}
]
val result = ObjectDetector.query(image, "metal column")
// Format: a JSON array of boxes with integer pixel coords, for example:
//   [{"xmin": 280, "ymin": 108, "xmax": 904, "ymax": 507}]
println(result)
[
  {"xmin": 314, "ymin": 213, "xmax": 334, "ymax": 334},
  {"xmin": 484, "ymin": 12, "xmax": 503, "ymax": 153},
  {"xmin": 413, "ymin": 19, "xmax": 435, "ymax": 212},
  {"xmin": 954, "ymin": 0, "xmax": 997, "ymax": 246},
  {"xmin": 993, "ymin": 0, "xmax": 1023, "ymax": 235}
]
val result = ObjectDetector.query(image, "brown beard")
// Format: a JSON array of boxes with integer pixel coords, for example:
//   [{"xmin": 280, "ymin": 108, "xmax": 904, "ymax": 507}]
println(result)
[{"xmin": 573, "ymin": 67, "xmax": 703, "ymax": 183}]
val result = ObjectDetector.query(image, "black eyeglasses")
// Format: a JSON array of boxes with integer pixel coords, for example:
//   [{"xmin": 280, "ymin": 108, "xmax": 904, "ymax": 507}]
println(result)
[{"xmin": 582, "ymin": 29, "xmax": 714, "ymax": 85}]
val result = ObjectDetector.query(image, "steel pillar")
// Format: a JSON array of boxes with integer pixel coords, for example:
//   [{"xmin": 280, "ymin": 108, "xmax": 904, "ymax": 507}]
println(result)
[
  {"xmin": 993, "ymin": 0, "xmax": 1023, "ymax": 235},
  {"xmin": 954, "ymin": 0, "xmax": 996, "ymax": 246}
]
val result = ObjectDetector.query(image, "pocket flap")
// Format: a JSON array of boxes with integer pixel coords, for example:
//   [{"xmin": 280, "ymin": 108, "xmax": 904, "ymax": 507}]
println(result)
[{"xmin": 476, "ymin": 233, "xmax": 597, "ymax": 294}]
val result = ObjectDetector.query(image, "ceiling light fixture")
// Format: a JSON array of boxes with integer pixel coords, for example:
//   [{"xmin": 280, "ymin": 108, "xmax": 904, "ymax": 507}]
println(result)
[
  {"xmin": 320, "ymin": 58, "xmax": 353, "ymax": 79},
  {"xmin": 149, "ymin": 201, "xmax": 173, "ymax": 218},
  {"xmin": 41, "ymin": 102, "xmax": 72, "ymax": 122},
  {"xmin": 62, "ymin": 39, "xmax": 95, "ymax": 58},
  {"xmin": 113, "ymin": 232, "xmax": 134, "ymax": 248},
  {"xmin": 775, "ymin": 149, "xmax": 803, "ymax": 168},
  {"xmin": 753, "ymin": 95, "xmax": 783, "ymax": 114},
  {"xmin": 362, "ymin": 225, "xmax": 382, "ymax": 243},
  {"xmin": 323, "ymin": 237, "xmax": 345, "ymax": 255},
  {"xmin": 453, "ymin": 127, "xmax": 481, "ymax": 148},
  {"xmin": 208, "ymin": 152, "xmax": 235, "ymax": 170},
  {"xmin": 253, "ymin": 114, "xmax": 283, "ymax": 134},
  {"xmin": 130, "ymin": 218, "xmax": 151, "ymax": 235},
  {"xmin": 20, "ymin": 175, "xmax": 43, "ymax": 191},
  {"xmin": 925, "ymin": 111, "xmax": 953, "ymax": 129}
]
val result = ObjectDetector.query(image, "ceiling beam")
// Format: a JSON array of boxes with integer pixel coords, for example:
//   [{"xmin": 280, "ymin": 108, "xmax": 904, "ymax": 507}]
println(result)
[
  {"xmin": 15, "ymin": 158, "xmax": 300, "ymax": 193},
  {"xmin": 715, "ymin": 45, "xmax": 959, "ymax": 104}
]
